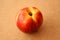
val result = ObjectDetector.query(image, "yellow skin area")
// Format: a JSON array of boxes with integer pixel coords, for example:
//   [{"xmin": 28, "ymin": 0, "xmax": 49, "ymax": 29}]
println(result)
[{"xmin": 16, "ymin": 7, "xmax": 39, "ymax": 23}]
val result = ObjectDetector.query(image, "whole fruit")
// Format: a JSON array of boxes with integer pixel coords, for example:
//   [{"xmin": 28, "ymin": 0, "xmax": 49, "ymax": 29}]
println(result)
[{"xmin": 16, "ymin": 7, "xmax": 43, "ymax": 33}]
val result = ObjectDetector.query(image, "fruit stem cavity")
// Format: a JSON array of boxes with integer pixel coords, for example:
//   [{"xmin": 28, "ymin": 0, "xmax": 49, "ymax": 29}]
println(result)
[{"xmin": 29, "ymin": 12, "xmax": 32, "ymax": 16}]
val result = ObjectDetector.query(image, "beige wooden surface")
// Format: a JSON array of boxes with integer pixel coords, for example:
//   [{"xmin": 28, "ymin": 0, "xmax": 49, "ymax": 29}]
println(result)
[{"xmin": 0, "ymin": 0, "xmax": 60, "ymax": 40}]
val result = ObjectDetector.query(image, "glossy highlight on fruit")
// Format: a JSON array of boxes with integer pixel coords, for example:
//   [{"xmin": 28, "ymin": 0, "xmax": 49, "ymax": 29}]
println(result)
[{"xmin": 16, "ymin": 7, "xmax": 43, "ymax": 33}]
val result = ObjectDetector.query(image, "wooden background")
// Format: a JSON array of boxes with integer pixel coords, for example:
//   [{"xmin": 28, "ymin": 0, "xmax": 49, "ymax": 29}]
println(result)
[{"xmin": 0, "ymin": 0, "xmax": 60, "ymax": 40}]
